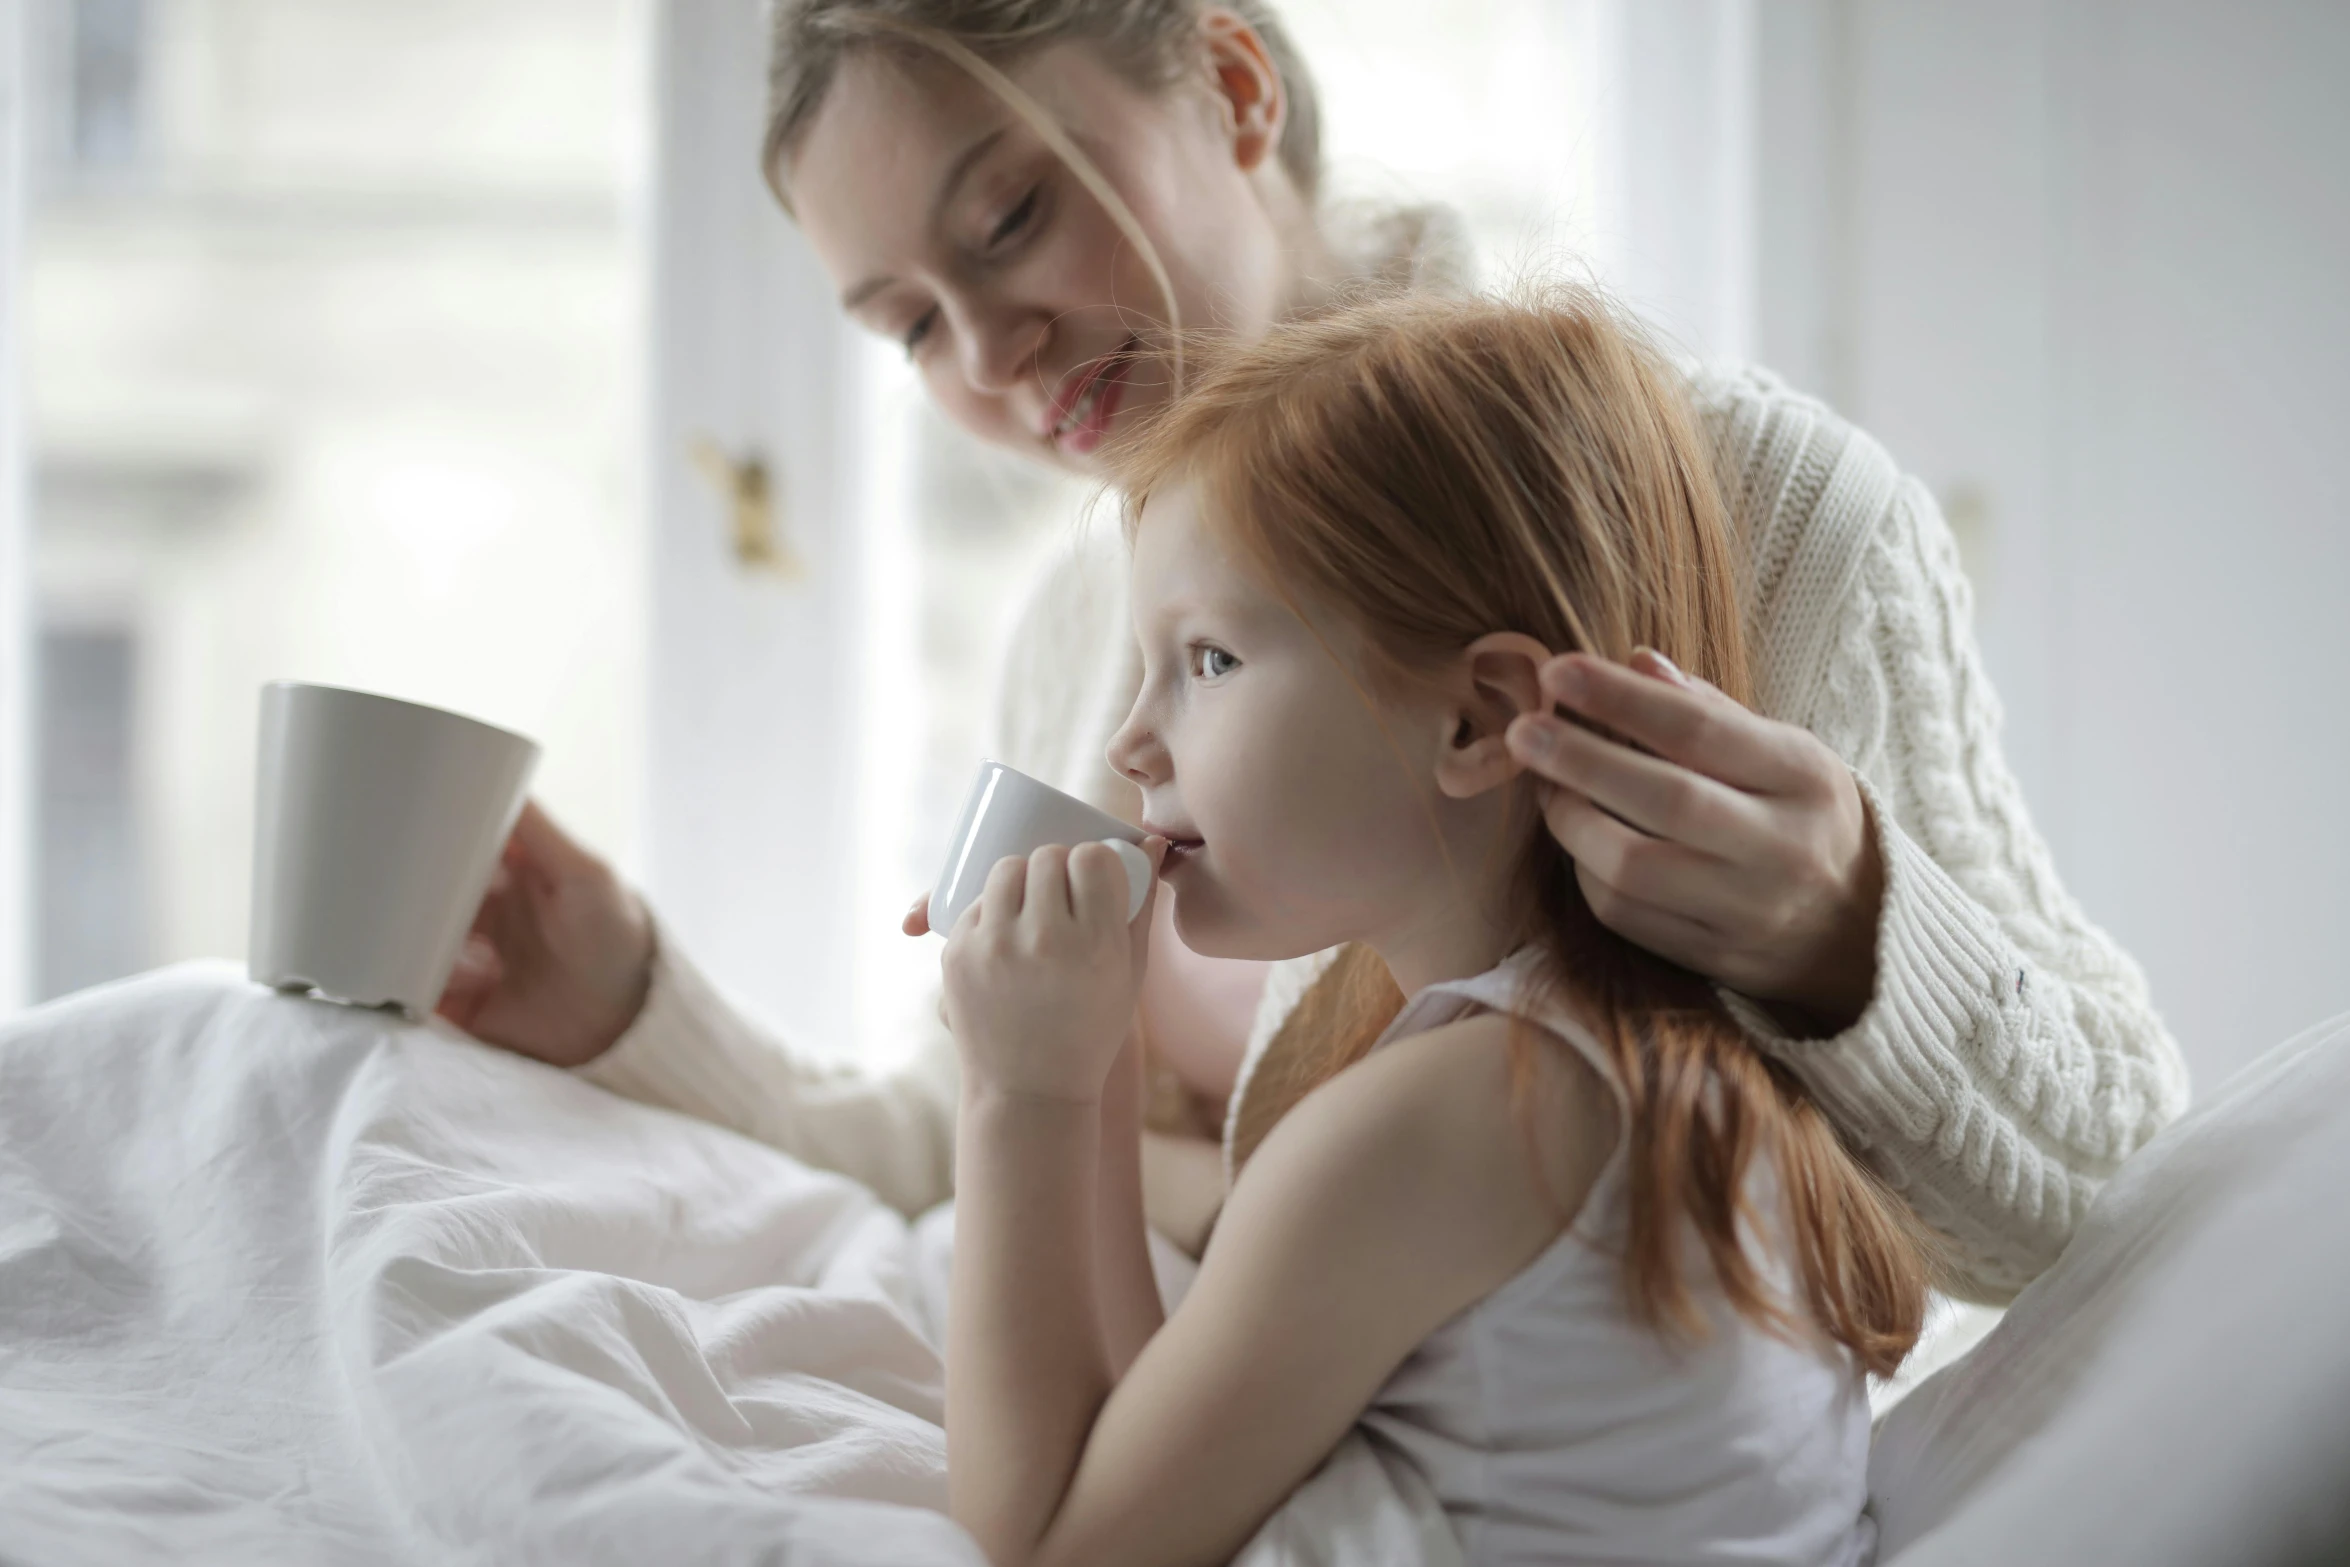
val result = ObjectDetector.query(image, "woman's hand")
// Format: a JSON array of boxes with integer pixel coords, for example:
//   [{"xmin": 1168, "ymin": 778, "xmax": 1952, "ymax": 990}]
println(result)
[
  {"xmin": 1505, "ymin": 650, "xmax": 1884, "ymax": 1034},
  {"xmin": 434, "ymin": 801, "xmax": 656, "ymax": 1068},
  {"xmin": 941, "ymin": 840, "xmax": 1165, "ymax": 1103}
]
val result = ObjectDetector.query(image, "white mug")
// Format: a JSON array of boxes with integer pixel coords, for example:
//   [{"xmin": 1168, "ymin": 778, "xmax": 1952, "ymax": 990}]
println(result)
[
  {"xmin": 249, "ymin": 681, "xmax": 539, "ymax": 1018},
  {"xmin": 930, "ymin": 761, "xmax": 1153, "ymax": 934}
]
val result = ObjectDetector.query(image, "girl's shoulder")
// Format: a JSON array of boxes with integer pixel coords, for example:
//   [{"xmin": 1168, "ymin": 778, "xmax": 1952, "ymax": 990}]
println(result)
[{"xmin": 1245, "ymin": 1006, "xmax": 1618, "ymax": 1282}]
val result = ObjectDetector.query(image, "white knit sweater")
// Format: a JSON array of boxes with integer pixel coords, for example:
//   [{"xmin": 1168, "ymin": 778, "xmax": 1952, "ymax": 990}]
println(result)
[{"xmin": 581, "ymin": 362, "xmax": 2190, "ymax": 1304}]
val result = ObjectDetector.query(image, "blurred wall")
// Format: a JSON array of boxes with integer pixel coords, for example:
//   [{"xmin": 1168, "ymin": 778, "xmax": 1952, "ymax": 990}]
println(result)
[{"xmin": 1757, "ymin": 0, "xmax": 2350, "ymax": 1086}]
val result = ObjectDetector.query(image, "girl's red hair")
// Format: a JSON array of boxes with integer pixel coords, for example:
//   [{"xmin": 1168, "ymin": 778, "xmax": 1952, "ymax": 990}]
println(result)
[{"xmin": 1111, "ymin": 287, "xmax": 1933, "ymax": 1375}]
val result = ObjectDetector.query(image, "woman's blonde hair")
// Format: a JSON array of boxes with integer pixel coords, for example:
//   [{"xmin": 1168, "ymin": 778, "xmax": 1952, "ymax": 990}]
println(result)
[
  {"xmin": 759, "ymin": 0, "xmax": 1473, "ymax": 404},
  {"xmin": 761, "ymin": 0, "xmax": 1323, "ymax": 201},
  {"xmin": 1110, "ymin": 287, "xmax": 1935, "ymax": 1376}
]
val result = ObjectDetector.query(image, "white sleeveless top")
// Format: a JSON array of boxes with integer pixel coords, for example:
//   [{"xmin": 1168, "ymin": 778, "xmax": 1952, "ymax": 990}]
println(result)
[{"xmin": 1356, "ymin": 950, "xmax": 1878, "ymax": 1567}]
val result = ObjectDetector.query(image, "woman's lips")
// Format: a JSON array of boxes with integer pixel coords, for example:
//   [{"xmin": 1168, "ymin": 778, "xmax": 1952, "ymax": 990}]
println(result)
[{"xmin": 1050, "ymin": 341, "xmax": 1137, "ymax": 457}]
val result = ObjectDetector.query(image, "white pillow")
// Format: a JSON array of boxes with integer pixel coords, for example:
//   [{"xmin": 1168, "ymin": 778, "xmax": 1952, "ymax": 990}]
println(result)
[{"xmin": 1870, "ymin": 1009, "xmax": 2350, "ymax": 1565}]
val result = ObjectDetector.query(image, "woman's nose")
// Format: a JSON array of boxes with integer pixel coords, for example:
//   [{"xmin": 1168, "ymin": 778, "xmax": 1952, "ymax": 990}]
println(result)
[{"xmin": 954, "ymin": 300, "xmax": 1048, "ymax": 397}]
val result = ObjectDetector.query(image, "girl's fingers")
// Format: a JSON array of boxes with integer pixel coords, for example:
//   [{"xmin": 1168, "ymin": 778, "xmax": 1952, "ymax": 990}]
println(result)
[
  {"xmin": 1537, "ymin": 787, "xmax": 1746, "ymax": 928},
  {"xmin": 974, "ymin": 852, "xmax": 1029, "ymax": 929},
  {"xmin": 902, "ymin": 892, "xmax": 932, "ymax": 938},
  {"xmin": 1024, "ymin": 844, "xmax": 1075, "ymax": 924},
  {"xmin": 1126, "ymin": 837, "xmax": 1168, "ymax": 969},
  {"xmin": 1512, "ymin": 717, "xmax": 1762, "ymax": 856},
  {"xmin": 1067, "ymin": 842, "xmax": 1131, "ymax": 928},
  {"xmin": 1536, "ymin": 652, "xmax": 1808, "ymax": 795}
]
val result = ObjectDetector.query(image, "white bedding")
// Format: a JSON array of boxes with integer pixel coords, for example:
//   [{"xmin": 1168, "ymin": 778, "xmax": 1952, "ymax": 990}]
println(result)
[{"xmin": 0, "ymin": 965, "xmax": 1458, "ymax": 1567}]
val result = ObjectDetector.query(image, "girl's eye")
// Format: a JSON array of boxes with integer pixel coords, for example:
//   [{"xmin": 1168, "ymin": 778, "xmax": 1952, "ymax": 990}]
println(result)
[
  {"xmin": 988, "ymin": 188, "xmax": 1039, "ymax": 247},
  {"xmin": 1190, "ymin": 645, "xmax": 1239, "ymax": 681},
  {"xmin": 902, "ymin": 307, "xmax": 939, "ymax": 357}
]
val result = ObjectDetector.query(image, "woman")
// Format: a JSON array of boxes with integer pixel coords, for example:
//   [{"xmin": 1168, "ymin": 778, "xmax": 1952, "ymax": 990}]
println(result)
[{"xmin": 437, "ymin": 0, "xmax": 2185, "ymax": 1302}]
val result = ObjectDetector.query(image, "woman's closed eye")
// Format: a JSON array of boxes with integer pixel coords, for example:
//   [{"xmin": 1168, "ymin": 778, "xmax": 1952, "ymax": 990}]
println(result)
[
  {"xmin": 902, "ymin": 306, "xmax": 940, "ymax": 357},
  {"xmin": 1189, "ymin": 644, "xmax": 1240, "ymax": 681},
  {"xmin": 987, "ymin": 187, "xmax": 1040, "ymax": 248},
  {"xmin": 898, "ymin": 188, "xmax": 1041, "ymax": 358}
]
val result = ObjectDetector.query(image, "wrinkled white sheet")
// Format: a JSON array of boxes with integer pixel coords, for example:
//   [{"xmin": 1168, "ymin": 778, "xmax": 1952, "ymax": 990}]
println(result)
[{"xmin": 0, "ymin": 964, "xmax": 1461, "ymax": 1567}]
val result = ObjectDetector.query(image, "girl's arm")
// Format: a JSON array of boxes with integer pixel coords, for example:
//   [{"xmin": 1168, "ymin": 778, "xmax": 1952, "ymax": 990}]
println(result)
[
  {"xmin": 1096, "ymin": 1034, "xmax": 1169, "ymax": 1375},
  {"xmin": 938, "ymin": 846, "xmax": 1607, "ymax": 1567},
  {"xmin": 1027, "ymin": 1016, "xmax": 1600, "ymax": 1567},
  {"xmin": 1139, "ymin": 1128, "xmax": 1228, "ymax": 1258}
]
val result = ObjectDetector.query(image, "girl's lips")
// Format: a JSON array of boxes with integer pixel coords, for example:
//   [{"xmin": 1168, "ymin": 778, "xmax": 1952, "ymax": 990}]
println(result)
[{"xmin": 1158, "ymin": 837, "xmax": 1204, "ymax": 871}]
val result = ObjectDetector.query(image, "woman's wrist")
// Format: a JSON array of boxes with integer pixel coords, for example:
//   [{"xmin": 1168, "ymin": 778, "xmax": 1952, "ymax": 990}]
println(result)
[
  {"xmin": 1760, "ymin": 784, "xmax": 1886, "ymax": 1037},
  {"xmin": 581, "ymin": 891, "xmax": 658, "ymax": 1059}
]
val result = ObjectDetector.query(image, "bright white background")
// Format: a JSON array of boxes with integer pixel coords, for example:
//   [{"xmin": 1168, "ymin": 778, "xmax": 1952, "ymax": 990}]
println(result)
[{"xmin": 2, "ymin": 0, "xmax": 2345, "ymax": 1093}]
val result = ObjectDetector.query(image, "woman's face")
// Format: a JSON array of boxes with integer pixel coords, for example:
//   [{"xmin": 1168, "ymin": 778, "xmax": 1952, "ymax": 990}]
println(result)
[{"xmin": 785, "ymin": 26, "xmax": 1301, "ymax": 474}]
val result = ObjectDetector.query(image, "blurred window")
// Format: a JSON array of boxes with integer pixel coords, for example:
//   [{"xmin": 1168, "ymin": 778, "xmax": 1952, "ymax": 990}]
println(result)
[
  {"xmin": 25, "ymin": 0, "xmax": 648, "ymax": 999},
  {"xmin": 68, "ymin": 0, "xmax": 145, "ymax": 168},
  {"xmin": 35, "ymin": 624, "xmax": 140, "ymax": 998}
]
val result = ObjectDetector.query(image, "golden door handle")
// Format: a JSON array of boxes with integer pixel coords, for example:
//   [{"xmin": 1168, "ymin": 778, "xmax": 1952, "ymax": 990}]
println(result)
[{"xmin": 687, "ymin": 435, "xmax": 801, "ymax": 577}]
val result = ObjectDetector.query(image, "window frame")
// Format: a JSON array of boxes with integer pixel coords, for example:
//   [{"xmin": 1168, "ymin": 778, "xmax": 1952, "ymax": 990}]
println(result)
[{"xmin": 2, "ymin": 0, "xmax": 34, "ymax": 1010}]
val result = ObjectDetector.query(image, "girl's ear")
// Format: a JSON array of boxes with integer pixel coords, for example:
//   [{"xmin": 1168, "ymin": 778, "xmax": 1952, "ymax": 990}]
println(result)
[
  {"xmin": 1434, "ymin": 632, "xmax": 1553, "ymax": 800},
  {"xmin": 1198, "ymin": 10, "xmax": 1285, "ymax": 174}
]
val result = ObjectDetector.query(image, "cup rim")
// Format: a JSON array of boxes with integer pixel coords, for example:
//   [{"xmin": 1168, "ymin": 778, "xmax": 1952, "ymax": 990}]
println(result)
[{"xmin": 263, "ymin": 680, "xmax": 540, "ymax": 753}]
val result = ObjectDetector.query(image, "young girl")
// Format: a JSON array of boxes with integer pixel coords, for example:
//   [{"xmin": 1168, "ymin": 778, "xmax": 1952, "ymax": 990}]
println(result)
[{"xmin": 936, "ymin": 288, "xmax": 1934, "ymax": 1567}]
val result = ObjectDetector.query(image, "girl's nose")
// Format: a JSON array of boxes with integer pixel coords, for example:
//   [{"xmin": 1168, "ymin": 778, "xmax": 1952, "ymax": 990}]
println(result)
[{"xmin": 1106, "ymin": 703, "xmax": 1166, "ymax": 788}]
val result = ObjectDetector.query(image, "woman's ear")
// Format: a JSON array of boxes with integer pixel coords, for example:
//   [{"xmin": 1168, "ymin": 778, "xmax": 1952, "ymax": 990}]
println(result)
[
  {"xmin": 1434, "ymin": 632, "xmax": 1553, "ymax": 800},
  {"xmin": 1198, "ymin": 10, "xmax": 1284, "ymax": 174}
]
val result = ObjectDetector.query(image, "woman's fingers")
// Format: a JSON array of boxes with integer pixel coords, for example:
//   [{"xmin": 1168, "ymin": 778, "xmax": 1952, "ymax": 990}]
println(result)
[
  {"xmin": 1537, "ymin": 786, "xmax": 1745, "ymax": 929},
  {"xmin": 1570, "ymin": 861, "xmax": 1725, "ymax": 976},
  {"xmin": 1536, "ymin": 652, "xmax": 1810, "ymax": 795},
  {"xmin": 1511, "ymin": 716, "xmax": 1761, "ymax": 855},
  {"xmin": 433, "ymin": 933, "xmax": 502, "ymax": 1027},
  {"xmin": 505, "ymin": 799, "xmax": 597, "ymax": 886}
]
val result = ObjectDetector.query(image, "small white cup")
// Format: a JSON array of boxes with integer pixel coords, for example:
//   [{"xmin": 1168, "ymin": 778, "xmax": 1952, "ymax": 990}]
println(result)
[
  {"xmin": 930, "ymin": 760, "xmax": 1153, "ymax": 934},
  {"xmin": 249, "ymin": 681, "xmax": 539, "ymax": 1018}
]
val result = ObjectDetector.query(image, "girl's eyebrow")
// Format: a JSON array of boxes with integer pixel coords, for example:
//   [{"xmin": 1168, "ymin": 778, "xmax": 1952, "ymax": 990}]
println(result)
[{"xmin": 837, "ymin": 128, "xmax": 1009, "ymax": 311}]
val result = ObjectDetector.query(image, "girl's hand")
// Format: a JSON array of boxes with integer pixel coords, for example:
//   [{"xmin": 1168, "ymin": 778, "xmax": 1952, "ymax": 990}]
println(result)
[
  {"xmin": 1505, "ymin": 650, "xmax": 1884, "ymax": 1034},
  {"xmin": 941, "ymin": 840, "xmax": 1167, "ymax": 1103},
  {"xmin": 434, "ymin": 801, "xmax": 655, "ymax": 1068}
]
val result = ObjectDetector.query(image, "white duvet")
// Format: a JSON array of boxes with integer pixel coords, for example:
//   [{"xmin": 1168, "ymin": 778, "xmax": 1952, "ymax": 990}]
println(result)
[{"xmin": 0, "ymin": 965, "xmax": 1457, "ymax": 1567}]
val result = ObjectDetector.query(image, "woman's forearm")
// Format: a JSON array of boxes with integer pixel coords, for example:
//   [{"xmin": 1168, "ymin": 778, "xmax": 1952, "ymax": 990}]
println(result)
[
  {"xmin": 579, "ymin": 925, "xmax": 960, "ymax": 1215},
  {"xmin": 949, "ymin": 1088, "xmax": 1113, "ymax": 1566}
]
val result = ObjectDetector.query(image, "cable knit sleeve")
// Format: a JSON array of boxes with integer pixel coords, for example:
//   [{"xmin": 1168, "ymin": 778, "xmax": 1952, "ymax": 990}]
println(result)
[
  {"xmin": 576, "ymin": 930, "xmax": 959, "ymax": 1218},
  {"xmin": 1691, "ymin": 364, "xmax": 2191, "ymax": 1303}
]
